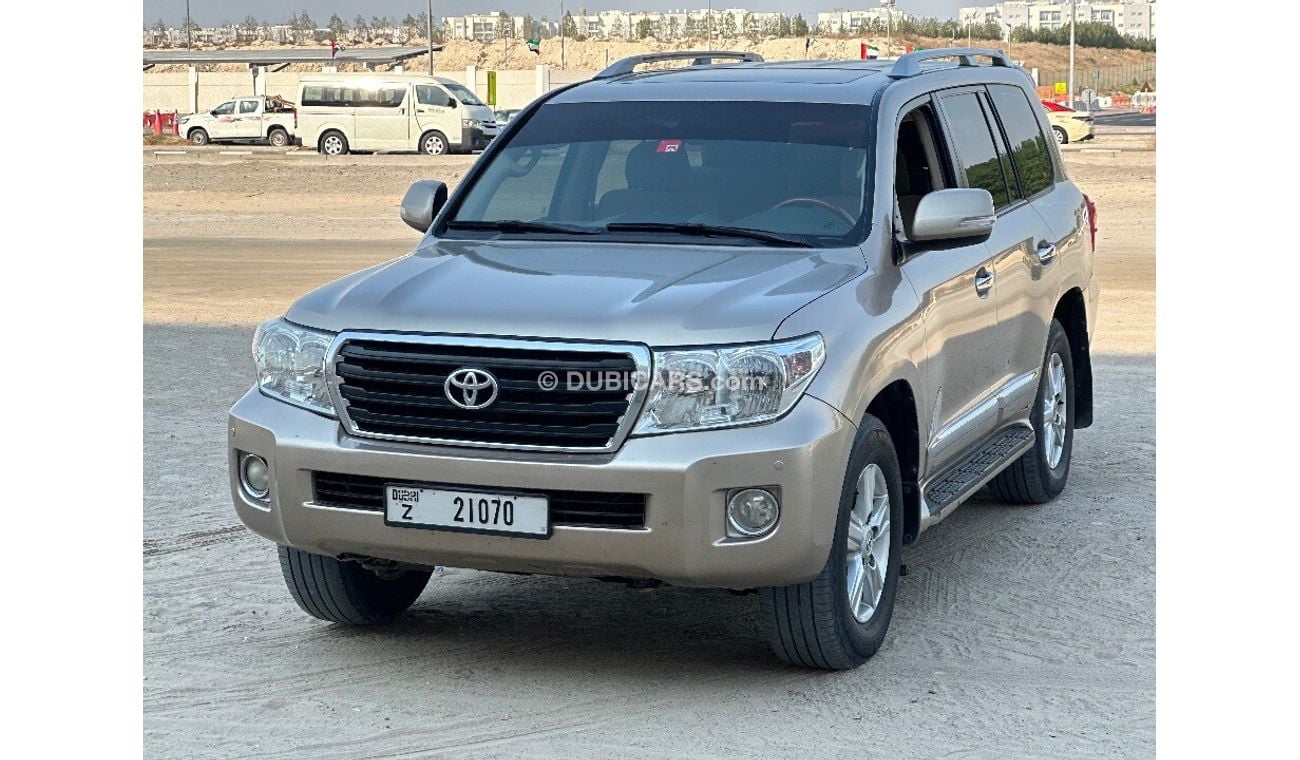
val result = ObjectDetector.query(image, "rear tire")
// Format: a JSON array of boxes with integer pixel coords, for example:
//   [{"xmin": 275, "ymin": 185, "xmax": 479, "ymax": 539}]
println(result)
[
  {"xmin": 1052, "ymin": 125, "xmax": 1068, "ymax": 145},
  {"xmin": 759, "ymin": 415, "xmax": 904, "ymax": 670},
  {"xmin": 267, "ymin": 127, "xmax": 289, "ymax": 147},
  {"xmin": 188, "ymin": 128, "xmax": 209, "ymax": 146},
  {"xmin": 986, "ymin": 319, "xmax": 1075, "ymax": 504},
  {"xmin": 278, "ymin": 546, "xmax": 431, "ymax": 625},
  {"xmin": 318, "ymin": 131, "xmax": 349, "ymax": 156}
]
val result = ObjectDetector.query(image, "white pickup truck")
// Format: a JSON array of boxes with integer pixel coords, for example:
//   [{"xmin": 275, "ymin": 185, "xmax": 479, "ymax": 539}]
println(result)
[{"xmin": 179, "ymin": 96, "xmax": 297, "ymax": 147}]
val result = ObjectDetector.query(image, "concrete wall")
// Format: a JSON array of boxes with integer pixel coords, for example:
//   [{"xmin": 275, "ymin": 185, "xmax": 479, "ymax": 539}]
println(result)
[{"xmin": 143, "ymin": 67, "xmax": 598, "ymax": 114}]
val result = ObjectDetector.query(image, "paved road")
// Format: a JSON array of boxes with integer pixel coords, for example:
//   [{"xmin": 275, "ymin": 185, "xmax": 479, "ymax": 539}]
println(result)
[{"xmin": 1094, "ymin": 111, "xmax": 1156, "ymax": 128}]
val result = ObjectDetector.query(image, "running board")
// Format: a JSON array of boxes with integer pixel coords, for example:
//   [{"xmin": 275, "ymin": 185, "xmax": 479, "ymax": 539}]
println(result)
[{"xmin": 922, "ymin": 425, "xmax": 1035, "ymax": 518}]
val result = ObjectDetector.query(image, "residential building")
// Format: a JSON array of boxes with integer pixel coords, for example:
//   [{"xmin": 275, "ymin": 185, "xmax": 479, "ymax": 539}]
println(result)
[
  {"xmin": 958, "ymin": 1, "xmax": 1157, "ymax": 40},
  {"xmin": 817, "ymin": 8, "xmax": 914, "ymax": 36}
]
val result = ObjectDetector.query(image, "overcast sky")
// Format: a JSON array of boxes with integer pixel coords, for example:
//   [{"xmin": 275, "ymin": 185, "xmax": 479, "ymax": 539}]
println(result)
[{"xmin": 143, "ymin": 1, "xmax": 970, "ymax": 26}]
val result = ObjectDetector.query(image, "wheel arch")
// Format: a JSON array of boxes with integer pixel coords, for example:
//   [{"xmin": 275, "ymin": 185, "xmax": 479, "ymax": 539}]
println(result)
[
  {"xmin": 1053, "ymin": 287, "xmax": 1093, "ymax": 428},
  {"xmin": 864, "ymin": 378, "xmax": 921, "ymax": 544},
  {"xmin": 313, "ymin": 124, "xmax": 350, "ymax": 150}
]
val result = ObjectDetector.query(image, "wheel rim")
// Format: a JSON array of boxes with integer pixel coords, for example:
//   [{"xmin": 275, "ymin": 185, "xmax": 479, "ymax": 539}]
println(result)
[
  {"xmin": 426, "ymin": 135, "xmax": 444, "ymax": 155},
  {"xmin": 271, "ymin": 132, "xmax": 285, "ymax": 146},
  {"xmin": 846, "ymin": 462, "xmax": 891, "ymax": 623},
  {"xmin": 191, "ymin": 132, "xmax": 204, "ymax": 144},
  {"xmin": 1042, "ymin": 352, "xmax": 1068, "ymax": 468},
  {"xmin": 1055, "ymin": 128, "xmax": 1066, "ymax": 144},
  {"xmin": 323, "ymin": 136, "xmax": 342, "ymax": 154}
]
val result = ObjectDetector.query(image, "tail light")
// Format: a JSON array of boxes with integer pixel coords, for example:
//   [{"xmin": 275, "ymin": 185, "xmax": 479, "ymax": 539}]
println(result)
[{"xmin": 1083, "ymin": 193, "xmax": 1098, "ymax": 251}]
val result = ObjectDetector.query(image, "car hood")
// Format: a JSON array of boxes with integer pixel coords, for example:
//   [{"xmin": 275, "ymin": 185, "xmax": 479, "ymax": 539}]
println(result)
[{"xmin": 286, "ymin": 238, "xmax": 867, "ymax": 345}]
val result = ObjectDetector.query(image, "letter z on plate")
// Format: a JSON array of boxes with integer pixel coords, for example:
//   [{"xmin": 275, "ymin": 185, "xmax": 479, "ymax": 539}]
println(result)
[{"xmin": 385, "ymin": 485, "xmax": 550, "ymax": 538}]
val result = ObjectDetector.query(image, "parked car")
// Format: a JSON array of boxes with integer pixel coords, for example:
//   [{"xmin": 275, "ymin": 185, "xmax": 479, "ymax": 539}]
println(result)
[
  {"xmin": 230, "ymin": 48, "xmax": 1098, "ymax": 670},
  {"xmin": 180, "ymin": 95, "xmax": 297, "ymax": 147},
  {"xmin": 1041, "ymin": 100, "xmax": 1095, "ymax": 144},
  {"xmin": 297, "ymin": 74, "xmax": 498, "ymax": 155}
]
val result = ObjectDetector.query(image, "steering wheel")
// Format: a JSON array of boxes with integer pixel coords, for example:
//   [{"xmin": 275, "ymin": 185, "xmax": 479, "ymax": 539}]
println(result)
[{"xmin": 771, "ymin": 197, "xmax": 856, "ymax": 226}]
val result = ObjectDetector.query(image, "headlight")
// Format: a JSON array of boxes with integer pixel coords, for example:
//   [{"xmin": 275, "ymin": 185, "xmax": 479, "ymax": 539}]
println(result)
[
  {"xmin": 633, "ymin": 334, "xmax": 825, "ymax": 435},
  {"xmin": 252, "ymin": 318, "xmax": 336, "ymax": 415},
  {"xmin": 462, "ymin": 118, "xmax": 481, "ymax": 128}
]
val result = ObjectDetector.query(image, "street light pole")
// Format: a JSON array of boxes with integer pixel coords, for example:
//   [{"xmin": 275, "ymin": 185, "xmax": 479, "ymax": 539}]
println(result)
[
  {"xmin": 708, "ymin": 1, "xmax": 713, "ymax": 45},
  {"xmin": 882, "ymin": 1, "xmax": 893, "ymax": 57},
  {"xmin": 561, "ymin": 1, "xmax": 566, "ymax": 70},
  {"xmin": 427, "ymin": 0, "xmax": 434, "ymax": 75},
  {"xmin": 185, "ymin": 0, "xmax": 192, "ymax": 49},
  {"xmin": 1068, "ymin": 0, "xmax": 1077, "ymax": 108}
]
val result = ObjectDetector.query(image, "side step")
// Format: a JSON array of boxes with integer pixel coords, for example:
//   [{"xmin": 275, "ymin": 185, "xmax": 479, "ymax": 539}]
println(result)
[{"xmin": 923, "ymin": 425, "xmax": 1035, "ymax": 516}]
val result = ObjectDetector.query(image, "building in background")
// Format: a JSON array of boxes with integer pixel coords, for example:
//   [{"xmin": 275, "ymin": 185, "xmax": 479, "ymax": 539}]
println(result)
[
  {"xmin": 958, "ymin": 1, "xmax": 1156, "ymax": 40},
  {"xmin": 816, "ymin": 8, "xmax": 913, "ymax": 35}
]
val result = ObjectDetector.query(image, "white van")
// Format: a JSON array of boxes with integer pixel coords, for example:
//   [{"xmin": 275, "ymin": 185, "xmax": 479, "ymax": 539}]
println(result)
[{"xmin": 297, "ymin": 74, "xmax": 498, "ymax": 156}]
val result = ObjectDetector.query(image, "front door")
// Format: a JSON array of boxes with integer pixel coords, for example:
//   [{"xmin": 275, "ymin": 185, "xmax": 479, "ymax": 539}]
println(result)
[
  {"xmin": 414, "ymin": 84, "xmax": 459, "ymax": 150},
  {"xmin": 207, "ymin": 100, "xmax": 237, "ymax": 139}
]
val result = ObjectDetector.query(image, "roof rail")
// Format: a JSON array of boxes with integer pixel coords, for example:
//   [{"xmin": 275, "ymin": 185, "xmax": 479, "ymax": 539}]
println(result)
[
  {"xmin": 888, "ymin": 47, "xmax": 1012, "ymax": 79},
  {"xmin": 594, "ymin": 50, "xmax": 764, "ymax": 80}
]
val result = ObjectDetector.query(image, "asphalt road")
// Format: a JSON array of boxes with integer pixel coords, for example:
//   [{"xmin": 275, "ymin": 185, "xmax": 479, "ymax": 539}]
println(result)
[{"xmin": 1094, "ymin": 111, "xmax": 1156, "ymax": 128}]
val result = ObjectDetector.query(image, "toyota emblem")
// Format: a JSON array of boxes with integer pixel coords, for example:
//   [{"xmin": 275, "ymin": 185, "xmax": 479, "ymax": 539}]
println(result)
[{"xmin": 444, "ymin": 368, "xmax": 499, "ymax": 410}]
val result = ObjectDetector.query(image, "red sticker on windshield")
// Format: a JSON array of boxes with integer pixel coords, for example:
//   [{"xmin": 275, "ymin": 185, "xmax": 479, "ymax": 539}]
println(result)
[{"xmin": 656, "ymin": 139, "xmax": 682, "ymax": 153}]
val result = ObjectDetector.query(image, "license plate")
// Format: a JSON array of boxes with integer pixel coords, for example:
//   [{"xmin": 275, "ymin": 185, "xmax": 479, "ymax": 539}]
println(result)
[{"xmin": 385, "ymin": 485, "xmax": 549, "ymax": 538}]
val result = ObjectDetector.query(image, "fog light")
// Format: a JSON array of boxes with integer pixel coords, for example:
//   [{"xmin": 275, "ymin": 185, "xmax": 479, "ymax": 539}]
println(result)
[
  {"xmin": 240, "ymin": 453, "xmax": 271, "ymax": 500},
  {"xmin": 726, "ymin": 488, "xmax": 780, "ymax": 538}
]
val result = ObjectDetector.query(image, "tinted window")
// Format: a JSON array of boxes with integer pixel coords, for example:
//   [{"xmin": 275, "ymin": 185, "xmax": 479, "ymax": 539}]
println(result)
[
  {"xmin": 443, "ymin": 82, "xmax": 484, "ymax": 106},
  {"xmin": 376, "ymin": 86, "xmax": 406, "ymax": 107},
  {"xmin": 212, "ymin": 101, "xmax": 235, "ymax": 115},
  {"xmin": 300, "ymin": 85, "xmax": 404, "ymax": 108},
  {"xmin": 988, "ymin": 85, "xmax": 1056, "ymax": 197},
  {"xmin": 238, "ymin": 100, "xmax": 258, "ymax": 114},
  {"xmin": 938, "ymin": 92, "xmax": 1011, "ymax": 209},
  {"xmin": 450, "ymin": 101, "xmax": 872, "ymax": 246},
  {"xmin": 416, "ymin": 85, "xmax": 451, "ymax": 107}
]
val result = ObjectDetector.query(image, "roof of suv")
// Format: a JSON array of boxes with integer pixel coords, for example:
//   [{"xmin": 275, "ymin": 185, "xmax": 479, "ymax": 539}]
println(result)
[{"xmin": 552, "ymin": 51, "xmax": 1026, "ymax": 106}]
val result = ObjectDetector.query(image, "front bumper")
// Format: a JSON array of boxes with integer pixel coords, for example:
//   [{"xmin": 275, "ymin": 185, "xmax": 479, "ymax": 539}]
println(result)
[
  {"xmin": 229, "ymin": 389, "xmax": 856, "ymax": 588},
  {"xmin": 458, "ymin": 126, "xmax": 496, "ymax": 151}
]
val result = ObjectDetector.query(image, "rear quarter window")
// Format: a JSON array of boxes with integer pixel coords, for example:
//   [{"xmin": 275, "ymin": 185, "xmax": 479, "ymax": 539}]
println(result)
[{"xmin": 988, "ymin": 85, "xmax": 1056, "ymax": 198}]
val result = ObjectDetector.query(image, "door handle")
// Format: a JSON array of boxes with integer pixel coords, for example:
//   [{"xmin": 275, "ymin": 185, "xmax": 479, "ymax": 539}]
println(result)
[
  {"xmin": 1036, "ymin": 241, "xmax": 1057, "ymax": 265},
  {"xmin": 974, "ymin": 267, "xmax": 994, "ymax": 298}
]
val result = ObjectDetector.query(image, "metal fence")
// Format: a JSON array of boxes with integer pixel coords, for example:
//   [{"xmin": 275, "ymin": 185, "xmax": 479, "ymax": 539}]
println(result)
[{"xmin": 1036, "ymin": 62, "xmax": 1156, "ymax": 98}]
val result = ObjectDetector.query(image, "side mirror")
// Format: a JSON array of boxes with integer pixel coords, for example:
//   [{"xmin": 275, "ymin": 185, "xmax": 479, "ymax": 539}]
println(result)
[
  {"xmin": 909, "ymin": 188, "xmax": 996, "ymax": 242},
  {"xmin": 400, "ymin": 180, "xmax": 448, "ymax": 233},
  {"xmin": 446, "ymin": 98, "xmax": 458, "ymax": 108}
]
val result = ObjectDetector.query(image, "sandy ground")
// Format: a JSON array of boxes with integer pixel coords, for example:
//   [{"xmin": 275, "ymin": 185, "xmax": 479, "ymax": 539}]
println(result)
[{"xmin": 144, "ymin": 138, "xmax": 1155, "ymax": 757}]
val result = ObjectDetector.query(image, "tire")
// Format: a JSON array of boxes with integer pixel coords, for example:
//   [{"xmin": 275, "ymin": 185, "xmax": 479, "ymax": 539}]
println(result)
[
  {"xmin": 759, "ymin": 415, "xmax": 904, "ymax": 670},
  {"xmin": 1052, "ymin": 125, "xmax": 1068, "ymax": 145},
  {"xmin": 986, "ymin": 319, "xmax": 1075, "ymax": 504},
  {"xmin": 188, "ymin": 128, "xmax": 209, "ymax": 146},
  {"xmin": 420, "ymin": 130, "xmax": 449, "ymax": 156},
  {"xmin": 278, "ymin": 546, "xmax": 431, "ymax": 625},
  {"xmin": 319, "ymin": 131, "xmax": 349, "ymax": 156},
  {"xmin": 267, "ymin": 127, "xmax": 289, "ymax": 147}
]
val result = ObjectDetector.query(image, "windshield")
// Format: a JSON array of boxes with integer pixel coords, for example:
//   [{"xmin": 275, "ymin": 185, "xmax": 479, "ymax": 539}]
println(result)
[
  {"xmin": 445, "ymin": 101, "xmax": 872, "ymax": 246},
  {"xmin": 444, "ymin": 82, "xmax": 485, "ymax": 107}
]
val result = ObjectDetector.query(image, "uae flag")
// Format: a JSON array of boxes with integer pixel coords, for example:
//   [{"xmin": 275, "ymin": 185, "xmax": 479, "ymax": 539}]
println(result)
[
  {"xmin": 862, "ymin": 43, "xmax": 880, "ymax": 60},
  {"xmin": 526, "ymin": 37, "xmax": 541, "ymax": 54}
]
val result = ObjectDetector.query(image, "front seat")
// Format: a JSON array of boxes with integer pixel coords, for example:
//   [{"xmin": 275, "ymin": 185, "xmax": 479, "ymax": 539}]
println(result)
[{"xmin": 595, "ymin": 140, "xmax": 709, "ymax": 221}]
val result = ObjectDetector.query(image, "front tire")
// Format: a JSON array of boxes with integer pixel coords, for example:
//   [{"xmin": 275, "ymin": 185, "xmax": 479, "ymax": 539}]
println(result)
[
  {"xmin": 1052, "ymin": 125, "xmax": 1069, "ymax": 145},
  {"xmin": 188, "ymin": 128, "xmax": 209, "ymax": 146},
  {"xmin": 760, "ymin": 415, "xmax": 904, "ymax": 670},
  {"xmin": 278, "ymin": 546, "xmax": 431, "ymax": 625},
  {"xmin": 986, "ymin": 319, "xmax": 1075, "ymax": 504},
  {"xmin": 318, "ymin": 131, "xmax": 349, "ymax": 156},
  {"xmin": 421, "ymin": 130, "xmax": 449, "ymax": 156}
]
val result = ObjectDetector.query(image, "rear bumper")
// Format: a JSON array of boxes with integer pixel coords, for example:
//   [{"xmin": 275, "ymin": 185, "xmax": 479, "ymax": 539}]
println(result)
[{"xmin": 229, "ymin": 389, "xmax": 856, "ymax": 588}]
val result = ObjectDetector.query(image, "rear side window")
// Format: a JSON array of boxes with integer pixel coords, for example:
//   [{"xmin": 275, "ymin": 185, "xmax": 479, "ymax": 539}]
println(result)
[
  {"xmin": 238, "ymin": 100, "xmax": 258, "ymax": 114},
  {"xmin": 987, "ymin": 85, "xmax": 1056, "ymax": 198},
  {"xmin": 938, "ymin": 92, "xmax": 1011, "ymax": 209},
  {"xmin": 300, "ymin": 85, "xmax": 405, "ymax": 108}
]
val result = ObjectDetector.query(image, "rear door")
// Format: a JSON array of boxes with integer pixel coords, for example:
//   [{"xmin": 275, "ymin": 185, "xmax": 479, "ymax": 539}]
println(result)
[
  {"xmin": 984, "ymin": 84, "xmax": 1084, "ymax": 395},
  {"xmin": 234, "ymin": 98, "xmax": 262, "ymax": 139},
  {"xmin": 353, "ymin": 83, "xmax": 410, "ymax": 150}
]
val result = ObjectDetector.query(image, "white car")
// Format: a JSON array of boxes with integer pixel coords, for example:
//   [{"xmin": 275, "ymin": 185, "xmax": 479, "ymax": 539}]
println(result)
[{"xmin": 181, "ymin": 96, "xmax": 297, "ymax": 147}]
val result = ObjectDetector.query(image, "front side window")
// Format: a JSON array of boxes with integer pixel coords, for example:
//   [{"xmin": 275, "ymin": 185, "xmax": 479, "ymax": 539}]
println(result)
[
  {"xmin": 938, "ymin": 92, "xmax": 1011, "ymax": 209},
  {"xmin": 446, "ymin": 101, "xmax": 872, "ymax": 246},
  {"xmin": 416, "ymin": 85, "xmax": 452, "ymax": 108},
  {"xmin": 212, "ymin": 101, "xmax": 235, "ymax": 116},
  {"xmin": 987, "ymin": 85, "xmax": 1056, "ymax": 198},
  {"xmin": 443, "ymin": 82, "xmax": 485, "ymax": 106}
]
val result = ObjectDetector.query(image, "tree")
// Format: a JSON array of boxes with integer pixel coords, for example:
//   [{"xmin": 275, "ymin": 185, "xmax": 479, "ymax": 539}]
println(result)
[
  {"xmin": 635, "ymin": 18, "xmax": 653, "ymax": 40},
  {"xmin": 719, "ymin": 12, "xmax": 737, "ymax": 39},
  {"xmin": 610, "ymin": 16, "xmax": 624, "ymax": 39},
  {"xmin": 562, "ymin": 11, "xmax": 577, "ymax": 38},
  {"xmin": 353, "ymin": 14, "xmax": 368, "ymax": 41},
  {"xmin": 791, "ymin": 14, "xmax": 809, "ymax": 37},
  {"xmin": 328, "ymin": 13, "xmax": 347, "ymax": 41},
  {"xmin": 668, "ymin": 16, "xmax": 680, "ymax": 39},
  {"xmin": 521, "ymin": 15, "xmax": 537, "ymax": 40}
]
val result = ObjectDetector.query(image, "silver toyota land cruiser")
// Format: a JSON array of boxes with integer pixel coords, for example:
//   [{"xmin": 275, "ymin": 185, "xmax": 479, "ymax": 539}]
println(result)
[{"xmin": 229, "ymin": 49, "xmax": 1099, "ymax": 670}]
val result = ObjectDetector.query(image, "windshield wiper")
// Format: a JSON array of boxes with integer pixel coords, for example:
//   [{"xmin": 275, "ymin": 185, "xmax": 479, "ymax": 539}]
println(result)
[
  {"xmin": 604, "ymin": 222, "xmax": 814, "ymax": 248},
  {"xmin": 446, "ymin": 219, "xmax": 601, "ymax": 235}
]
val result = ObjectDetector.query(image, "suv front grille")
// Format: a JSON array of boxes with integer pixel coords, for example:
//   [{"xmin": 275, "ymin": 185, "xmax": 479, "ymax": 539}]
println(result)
[
  {"xmin": 312, "ymin": 472, "xmax": 648, "ymax": 529},
  {"xmin": 331, "ymin": 336, "xmax": 646, "ymax": 451}
]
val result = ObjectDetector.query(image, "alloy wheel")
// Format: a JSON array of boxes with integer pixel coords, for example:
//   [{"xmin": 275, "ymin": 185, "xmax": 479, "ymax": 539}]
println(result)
[
  {"xmin": 846, "ymin": 462, "xmax": 891, "ymax": 623},
  {"xmin": 1042, "ymin": 352, "xmax": 1068, "ymax": 468}
]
